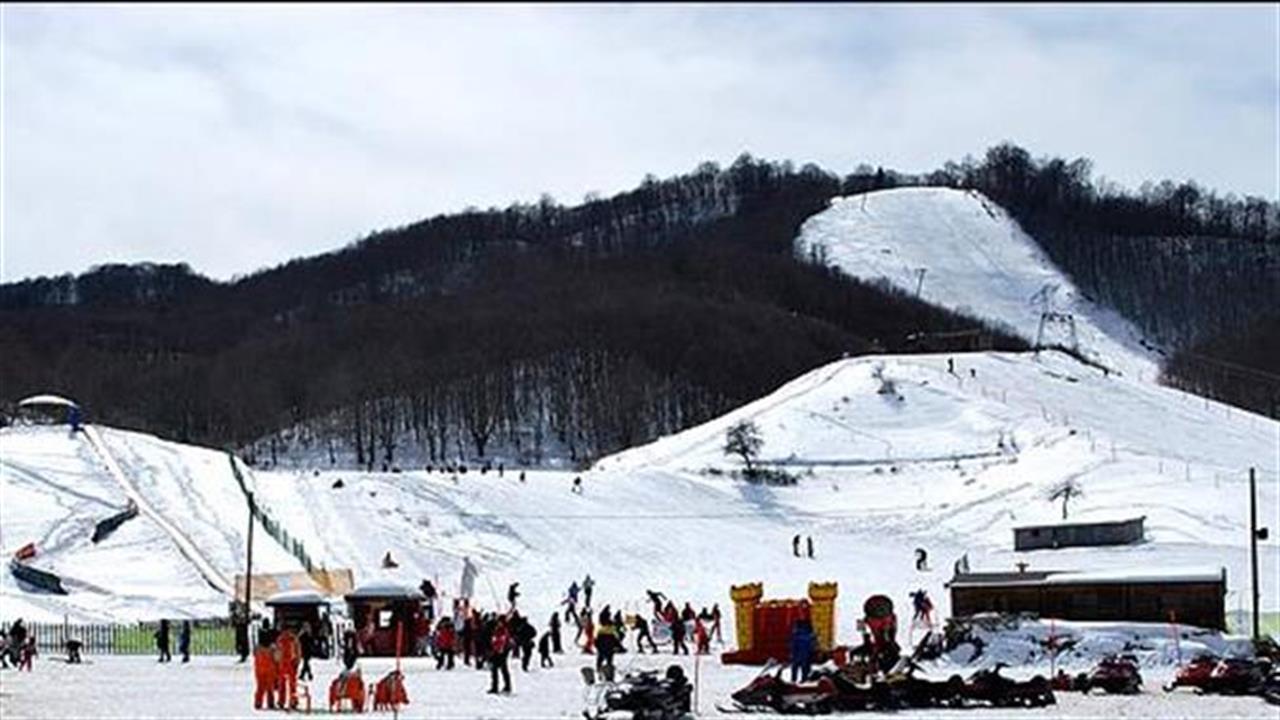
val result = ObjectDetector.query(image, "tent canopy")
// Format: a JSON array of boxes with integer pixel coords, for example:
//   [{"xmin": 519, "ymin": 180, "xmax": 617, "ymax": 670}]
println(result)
[{"xmin": 17, "ymin": 394, "xmax": 80, "ymax": 409}]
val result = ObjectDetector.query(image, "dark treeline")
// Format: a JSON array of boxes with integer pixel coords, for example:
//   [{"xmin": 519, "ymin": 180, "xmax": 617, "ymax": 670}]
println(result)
[
  {"xmin": 924, "ymin": 144, "xmax": 1279, "ymax": 349},
  {"xmin": 3, "ymin": 145, "xmax": 1276, "ymax": 459},
  {"xmin": 0, "ymin": 156, "xmax": 1022, "ymax": 465},
  {"xmin": 1162, "ymin": 313, "xmax": 1280, "ymax": 418}
]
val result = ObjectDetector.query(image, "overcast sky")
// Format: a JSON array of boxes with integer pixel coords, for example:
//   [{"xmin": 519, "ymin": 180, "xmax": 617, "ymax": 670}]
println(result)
[{"xmin": 2, "ymin": 4, "xmax": 1277, "ymax": 282}]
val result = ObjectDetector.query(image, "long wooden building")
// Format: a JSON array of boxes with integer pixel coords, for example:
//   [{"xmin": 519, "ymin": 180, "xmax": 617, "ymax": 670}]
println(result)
[{"xmin": 947, "ymin": 566, "xmax": 1227, "ymax": 630}]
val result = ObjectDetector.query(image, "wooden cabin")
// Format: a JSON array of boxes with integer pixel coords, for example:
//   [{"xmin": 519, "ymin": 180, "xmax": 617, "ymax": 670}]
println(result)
[
  {"xmin": 1014, "ymin": 516, "xmax": 1145, "ymax": 551},
  {"xmin": 344, "ymin": 581, "xmax": 425, "ymax": 657},
  {"xmin": 948, "ymin": 566, "xmax": 1226, "ymax": 630}
]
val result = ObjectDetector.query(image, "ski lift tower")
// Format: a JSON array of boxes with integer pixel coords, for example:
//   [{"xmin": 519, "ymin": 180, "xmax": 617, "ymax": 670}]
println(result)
[{"xmin": 1029, "ymin": 283, "xmax": 1079, "ymax": 354}]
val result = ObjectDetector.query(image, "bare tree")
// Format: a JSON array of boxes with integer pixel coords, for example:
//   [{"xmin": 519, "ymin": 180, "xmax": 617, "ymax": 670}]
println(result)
[
  {"xmin": 1047, "ymin": 478, "xmax": 1084, "ymax": 520},
  {"xmin": 724, "ymin": 420, "xmax": 764, "ymax": 472}
]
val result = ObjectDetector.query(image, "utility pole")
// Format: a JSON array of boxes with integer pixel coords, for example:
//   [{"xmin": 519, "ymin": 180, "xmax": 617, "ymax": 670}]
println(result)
[
  {"xmin": 244, "ymin": 491, "xmax": 255, "ymax": 618},
  {"xmin": 914, "ymin": 268, "xmax": 927, "ymax": 297},
  {"xmin": 1249, "ymin": 467, "xmax": 1268, "ymax": 641}
]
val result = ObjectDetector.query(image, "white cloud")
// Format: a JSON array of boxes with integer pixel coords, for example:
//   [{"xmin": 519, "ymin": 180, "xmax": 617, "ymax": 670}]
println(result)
[{"xmin": 2, "ymin": 4, "xmax": 1276, "ymax": 281}]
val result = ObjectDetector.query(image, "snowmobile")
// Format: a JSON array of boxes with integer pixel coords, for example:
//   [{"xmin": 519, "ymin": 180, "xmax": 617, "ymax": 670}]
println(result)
[
  {"xmin": 875, "ymin": 657, "xmax": 965, "ymax": 709},
  {"xmin": 721, "ymin": 660, "xmax": 845, "ymax": 714},
  {"xmin": 1084, "ymin": 654, "xmax": 1142, "ymax": 695},
  {"xmin": 1163, "ymin": 654, "xmax": 1219, "ymax": 693},
  {"xmin": 960, "ymin": 663, "xmax": 1055, "ymax": 707},
  {"xmin": 585, "ymin": 664, "xmax": 692, "ymax": 720},
  {"xmin": 1261, "ymin": 668, "xmax": 1280, "ymax": 705},
  {"xmin": 1207, "ymin": 657, "xmax": 1271, "ymax": 695},
  {"xmin": 1050, "ymin": 669, "xmax": 1092, "ymax": 692}
]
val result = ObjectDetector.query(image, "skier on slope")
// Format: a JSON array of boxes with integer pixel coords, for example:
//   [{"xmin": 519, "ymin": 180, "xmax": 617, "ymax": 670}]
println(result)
[
  {"xmin": 563, "ymin": 581, "xmax": 581, "ymax": 621},
  {"xmin": 669, "ymin": 612, "xmax": 688, "ymax": 655},
  {"xmin": 538, "ymin": 629, "xmax": 554, "ymax": 668},
  {"xmin": 910, "ymin": 589, "xmax": 934, "ymax": 626},
  {"xmin": 582, "ymin": 574, "xmax": 595, "ymax": 607},
  {"xmin": 548, "ymin": 612, "xmax": 563, "ymax": 653},
  {"xmin": 507, "ymin": 582, "xmax": 520, "ymax": 609},
  {"xmin": 632, "ymin": 615, "xmax": 658, "ymax": 653}
]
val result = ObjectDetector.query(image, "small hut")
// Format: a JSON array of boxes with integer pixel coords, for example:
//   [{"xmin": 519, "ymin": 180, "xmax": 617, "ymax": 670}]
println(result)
[
  {"xmin": 267, "ymin": 590, "xmax": 333, "ymax": 658},
  {"xmin": 15, "ymin": 395, "xmax": 82, "ymax": 427},
  {"xmin": 344, "ymin": 581, "xmax": 425, "ymax": 657}
]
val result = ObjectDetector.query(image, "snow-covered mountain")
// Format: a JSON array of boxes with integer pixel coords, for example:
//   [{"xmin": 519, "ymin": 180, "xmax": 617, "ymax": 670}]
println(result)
[
  {"xmin": 3, "ymin": 186, "xmax": 1274, "ymax": 635},
  {"xmin": 795, "ymin": 187, "xmax": 1162, "ymax": 380}
]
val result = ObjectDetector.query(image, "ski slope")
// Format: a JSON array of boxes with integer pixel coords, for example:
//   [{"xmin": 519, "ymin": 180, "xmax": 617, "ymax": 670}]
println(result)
[
  {"xmin": 0, "ymin": 425, "xmax": 300, "ymax": 622},
  {"xmin": 795, "ymin": 187, "xmax": 1161, "ymax": 380},
  {"xmin": 243, "ymin": 351, "xmax": 1278, "ymax": 644},
  {"xmin": 4, "ymin": 350, "xmax": 1276, "ymax": 635}
]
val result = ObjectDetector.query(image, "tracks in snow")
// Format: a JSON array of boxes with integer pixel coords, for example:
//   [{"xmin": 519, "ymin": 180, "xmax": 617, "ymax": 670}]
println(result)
[{"xmin": 80, "ymin": 426, "xmax": 235, "ymax": 597}]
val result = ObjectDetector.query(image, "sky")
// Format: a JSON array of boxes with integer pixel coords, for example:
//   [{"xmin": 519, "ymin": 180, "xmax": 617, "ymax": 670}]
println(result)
[{"xmin": 2, "ymin": 4, "xmax": 1277, "ymax": 282}]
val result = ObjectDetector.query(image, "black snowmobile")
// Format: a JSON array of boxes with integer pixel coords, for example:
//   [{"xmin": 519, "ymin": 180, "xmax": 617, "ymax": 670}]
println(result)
[{"xmin": 585, "ymin": 664, "xmax": 693, "ymax": 720}]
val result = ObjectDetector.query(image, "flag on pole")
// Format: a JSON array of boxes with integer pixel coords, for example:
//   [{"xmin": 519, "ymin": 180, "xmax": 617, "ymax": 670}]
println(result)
[{"xmin": 460, "ymin": 556, "xmax": 478, "ymax": 600}]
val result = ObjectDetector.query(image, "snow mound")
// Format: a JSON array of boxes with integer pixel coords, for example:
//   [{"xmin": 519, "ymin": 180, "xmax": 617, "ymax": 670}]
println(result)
[
  {"xmin": 795, "ymin": 187, "xmax": 1160, "ymax": 379},
  {"xmin": 943, "ymin": 615, "xmax": 1254, "ymax": 671}
]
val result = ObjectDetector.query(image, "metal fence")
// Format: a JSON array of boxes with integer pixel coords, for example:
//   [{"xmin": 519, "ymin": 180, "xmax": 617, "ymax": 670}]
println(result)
[{"xmin": 0, "ymin": 621, "xmax": 236, "ymax": 656}]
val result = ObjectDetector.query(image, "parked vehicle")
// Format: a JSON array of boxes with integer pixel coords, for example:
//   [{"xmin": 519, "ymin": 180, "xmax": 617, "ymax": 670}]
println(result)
[
  {"xmin": 961, "ymin": 663, "xmax": 1055, "ymax": 707},
  {"xmin": 877, "ymin": 658, "xmax": 965, "ymax": 709},
  {"xmin": 1163, "ymin": 655, "xmax": 1219, "ymax": 693},
  {"xmin": 722, "ymin": 660, "xmax": 840, "ymax": 714},
  {"xmin": 1208, "ymin": 658, "xmax": 1271, "ymax": 695},
  {"xmin": 588, "ymin": 664, "xmax": 693, "ymax": 720},
  {"xmin": 1086, "ymin": 654, "xmax": 1142, "ymax": 695}
]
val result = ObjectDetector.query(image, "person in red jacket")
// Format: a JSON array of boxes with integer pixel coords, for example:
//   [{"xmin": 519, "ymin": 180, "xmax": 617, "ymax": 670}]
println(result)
[
  {"xmin": 487, "ymin": 618, "xmax": 513, "ymax": 694},
  {"xmin": 433, "ymin": 618, "xmax": 456, "ymax": 670}
]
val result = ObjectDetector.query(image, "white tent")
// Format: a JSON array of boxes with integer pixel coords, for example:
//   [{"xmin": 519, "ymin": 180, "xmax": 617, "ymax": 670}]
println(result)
[{"xmin": 17, "ymin": 394, "xmax": 80, "ymax": 409}]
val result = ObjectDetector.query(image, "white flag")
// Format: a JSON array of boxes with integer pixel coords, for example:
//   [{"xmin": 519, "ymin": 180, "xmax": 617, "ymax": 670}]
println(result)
[{"xmin": 459, "ymin": 557, "xmax": 478, "ymax": 600}]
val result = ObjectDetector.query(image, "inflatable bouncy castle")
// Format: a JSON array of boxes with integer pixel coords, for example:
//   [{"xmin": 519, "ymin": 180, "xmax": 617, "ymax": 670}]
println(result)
[{"xmin": 721, "ymin": 582, "xmax": 837, "ymax": 665}]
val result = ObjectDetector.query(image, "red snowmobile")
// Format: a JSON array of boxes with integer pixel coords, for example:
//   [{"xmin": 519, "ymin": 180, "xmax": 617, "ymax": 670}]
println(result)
[
  {"xmin": 722, "ymin": 660, "xmax": 840, "ymax": 714},
  {"xmin": 1163, "ymin": 654, "xmax": 1219, "ymax": 693},
  {"xmin": 1085, "ymin": 654, "xmax": 1143, "ymax": 694},
  {"xmin": 1208, "ymin": 657, "xmax": 1271, "ymax": 695}
]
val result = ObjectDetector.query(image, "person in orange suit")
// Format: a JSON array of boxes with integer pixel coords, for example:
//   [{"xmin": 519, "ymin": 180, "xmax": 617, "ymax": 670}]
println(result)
[
  {"xmin": 276, "ymin": 626, "xmax": 301, "ymax": 709},
  {"xmin": 253, "ymin": 638, "xmax": 280, "ymax": 710}
]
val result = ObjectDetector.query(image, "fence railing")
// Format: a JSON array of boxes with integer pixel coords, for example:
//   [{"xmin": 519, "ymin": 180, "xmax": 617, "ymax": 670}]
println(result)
[
  {"xmin": 227, "ymin": 454, "xmax": 316, "ymax": 573},
  {"xmin": 0, "ymin": 621, "xmax": 236, "ymax": 656}
]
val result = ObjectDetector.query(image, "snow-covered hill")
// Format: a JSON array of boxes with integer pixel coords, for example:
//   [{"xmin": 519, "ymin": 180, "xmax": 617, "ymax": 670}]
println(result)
[
  {"xmin": 3, "ymin": 350, "xmax": 1276, "ymax": 637},
  {"xmin": 0, "ymin": 426, "xmax": 300, "ymax": 622},
  {"xmin": 795, "ymin": 187, "xmax": 1161, "ymax": 380}
]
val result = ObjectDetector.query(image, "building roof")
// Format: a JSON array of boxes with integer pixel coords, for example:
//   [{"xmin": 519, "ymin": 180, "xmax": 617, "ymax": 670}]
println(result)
[
  {"xmin": 345, "ymin": 581, "xmax": 424, "ymax": 601},
  {"xmin": 266, "ymin": 590, "xmax": 330, "ymax": 606},
  {"xmin": 17, "ymin": 394, "xmax": 80, "ymax": 409},
  {"xmin": 949, "ymin": 566, "xmax": 1225, "ymax": 589},
  {"xmin": 1013, "ymin": 515, "xmax": 1145, "ymax": 532}
]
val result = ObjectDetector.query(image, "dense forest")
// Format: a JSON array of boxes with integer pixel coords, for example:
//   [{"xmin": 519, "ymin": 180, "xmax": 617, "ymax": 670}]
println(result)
[
  {"xmin": 926, "ymin": 144, "xmax": 1279, "ymax": 349},
  {"xmin": 2, "ymin": 145, "xmax": 1276, "ymax": 466},
  {"xmin": 0, "ymin": 157, "xmax": 1023, "ymax": 467},
  {"xmin": 1162, "ymin": 313, "xmax": 1280, "ymax": 419}
]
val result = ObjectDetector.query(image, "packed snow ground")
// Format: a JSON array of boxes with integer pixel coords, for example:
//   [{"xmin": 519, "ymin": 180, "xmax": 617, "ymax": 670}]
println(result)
[
  {"xmin": 795, "ymin": 187, "xmax": 1162, "ymax": 380},
  {"xmin": 2, "ymin": 654, "xmax": 1276, "ymax": 720}
]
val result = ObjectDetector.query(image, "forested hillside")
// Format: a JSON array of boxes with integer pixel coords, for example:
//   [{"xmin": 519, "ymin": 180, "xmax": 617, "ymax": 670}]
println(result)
[
  {"xmin": 3, "ymin": 145, "xmax": 1276, "ymax": 467},
  {"xmin": 933, "ymin": 144, "xmax": 1279, "ymax": 350},
  {"xmin": 0, "ymin": 157, "xmax": 1024, "ymax": 467}
]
